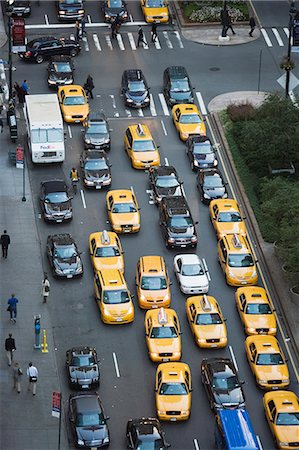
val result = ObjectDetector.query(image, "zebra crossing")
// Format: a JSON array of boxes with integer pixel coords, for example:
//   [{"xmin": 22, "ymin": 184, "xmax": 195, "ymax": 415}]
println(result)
[{"xmin": 261, "ymin": 27, "xmax": 291, "ymax": 48}]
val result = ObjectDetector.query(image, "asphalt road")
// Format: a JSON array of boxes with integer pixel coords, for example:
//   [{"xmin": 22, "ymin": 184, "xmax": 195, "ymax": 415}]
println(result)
[{"xmin": 9, "ymin": 2, "xmax": 299, "ymax": 449}]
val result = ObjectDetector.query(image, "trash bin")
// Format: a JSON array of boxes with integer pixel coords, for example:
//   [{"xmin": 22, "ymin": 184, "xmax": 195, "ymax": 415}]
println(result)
[{"xmin": 7, "ymin": 109, "xmax": 17, "ymax": 142}]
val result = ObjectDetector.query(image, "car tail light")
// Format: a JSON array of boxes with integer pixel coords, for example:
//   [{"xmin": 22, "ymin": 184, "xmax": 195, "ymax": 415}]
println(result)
[{"xmin": 25, "ymin": 51, "xmax": 32, "ymax": 57}]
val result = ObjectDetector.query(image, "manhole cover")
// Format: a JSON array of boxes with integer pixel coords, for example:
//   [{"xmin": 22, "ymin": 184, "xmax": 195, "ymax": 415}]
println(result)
[{"xmin": 209, "ymin": 67, "xmax": 220, "ymax": 71}]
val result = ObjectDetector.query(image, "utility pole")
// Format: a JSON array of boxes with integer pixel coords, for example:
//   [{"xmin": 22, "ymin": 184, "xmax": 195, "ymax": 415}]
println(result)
[{"xmin": 286, "ymin": 1, "xmax": 297, "ymax": 98}]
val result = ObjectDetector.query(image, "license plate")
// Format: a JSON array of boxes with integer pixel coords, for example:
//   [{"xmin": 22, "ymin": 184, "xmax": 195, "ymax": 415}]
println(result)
[
  {"xmin": 82, "ymin": 384, "xmax": 88, "ymax": 389},
  {"xmin": 211, "ymin": 344, "xmax": 217, "ymax": 348},
  {"xmin": 153, "ymin": 305, "xmax": 158, "ymax": 308},
  {"xmin": 181, "ymin": 244, "xmax": 186, "ymax": 248},
  {"xmin": 116, "ymin": 318, "xmax": 123, "ymax": 322},
  {"xmin": 124, "ymin": 229, "xmax": 130, "ymax": 233},
  {"xmin": 241, "ymin": 281, "xmax": 247, "ymax": 284},
  {"xmin": 170, "ymin": 418, "xmax": 177, "ymax": 422},
  {"xmin": 162, "ymin": 358, "xmax": 170, "ymax": 362},
  {"xmin": 96, "ymin": 185, "xmax": 102, "ymax": 190},
  {"xmin": 67, "ymin": 274, "xmax": 73, "ymax": 279},
  {"xmin": 56, "ymin": 219, "xmax": 62, "ymax": 223},
  {"xmin": 91, "ymin": 447, "xmax": 97, "ymax": 450},
  {"xmin": 145, "ymin": 164, "xmax": 150, "ymax": 168},
  {"xmin": 75, "ymin": 120, "xmax": 80, "ymax": 123}
]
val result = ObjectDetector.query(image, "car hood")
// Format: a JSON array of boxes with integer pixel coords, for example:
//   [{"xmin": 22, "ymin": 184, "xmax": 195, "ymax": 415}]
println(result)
[
  {"xmin": 140, "ymin": 288, "xmax": 168, "ymax": 301},
  {"xmin": 94, "ymin": 257, "xmax": 124, "ymax": 272},
  {"xmin": 83, "ymin": 168, "xmax": 110, "ymax": 181},
  {"xmin": 133, "ymin": 150, "xmax": 158, "ymax": 162},
  {"xmin": 50, "ymin": 72, "xmax": 73, "ymax": 81},
  {"xmin": 104, "ymin": 6, "xmax": 126, "ymax": 15},
  {"xmin": 168, "ymin": 225, "xmax": 195, "ymax": 236},
  {"xmin": 227, "ymin": 266, "xmax": 257, "ymax": 281},
  {"xmin": 255, "ymin": 364, "xmax": 289, "ymax": 382},
  {"xmin": 54, "ymin": 256, "xmax": 80, "ymax": 272},
  {"xmin": 194, "ymin": 324, "xmax": 227, "ymax": 340},
  {"xmin": 69, "ymin": 366, "xmax": 98, "ymax": 381},
  {"xmin": 156, "ymin": 185, "xmax": 182, "ymax": 198},
  {"xmin": 217, "ymin": 222, "xmax": 246, "ymax": 237},
  {"xmin": 180, "ymin": 123, "xmax": 206, "ymax": 135},
  {"xmin": 76, "ymin": 425, "xmax": 109, "ymax": 446},
  {"xmin": 85, "ymin": 133, "xmax": 109, "ymax": 145},
  {"xmin": 244, "ymin": 314, "xmax": 276, "ymax": 331},
  {"xmin": 59, "ymin": 3, "xmax": 83, "ymax": 11},
  {"xmin": 111, "ymin": 212, "xmax": 139, "ymax": 226},
  {"xmin": 204, "ymin": 186, "xmax": 225, "ymax": 198},
  {"xmin": 180, "ymin": 273, "xmax": 209, "ymax": 287},
  {"xmin": 194, "ymin": 153, "xmax": 215, "ymax": 164},
  {"xmin": 157, "ymin": 395, "xmax": 189, "ymax": 411},
  {"xmin": 274, "ymin": 425, "xmax": 299, "ymax": 445},
  {"xmin": 148, "ymin": 338, "xmax": 181, "ymax": 354},
  {"xmin": 103, "ymin": 302, "xmax": 133, "ymax": 317},
  {"xmin": 214, "ymin": 387, "xmax": 244, "ymax": 407},
  {"xmin": 127, "ymin": 90, "xmax": 148, "ymax": 101},
  {"xmin": 45, "ymin": 201, "xmax": 71, "ymax": 213},
  {"xmin": 170, "ymin": 91, "xmax": 192, "ymax": 102}
]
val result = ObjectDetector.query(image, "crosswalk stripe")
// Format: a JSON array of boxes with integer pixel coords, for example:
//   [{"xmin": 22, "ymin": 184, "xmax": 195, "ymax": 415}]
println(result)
[
  {"xmin": 196, "ymin": 92, "xmax": 207, "ymax": 116},
  {"xmin": 283, "ymin": 27, "xmax": 289, "ymax": 38},
  {"xmin": 82, "ymin": 36, "xmax": 89, "ymax": 51},
  {"xmin": 70, "ymin": 33, "xmax": 75, "ymax": 41},
  {"xmin": 163, "ymin": 31, "xmax": 173, "ymax": 49},
  {"xmin": 127, "ymin": 32, "xmax": 136, "ymax": 50},
  {"xmin": 93, "ymin": 34, "xmax": 101, "ymax": 51},
  {"xmin": 261, "ymin": 28, "xmax": 273, "ymax": 47},
  {"xmin": 142, "ymin": 35, "xmax": 149, "ymax": 49},
  {"xmin": 154, "ymin": 35, "xmax": 161, "ymax": 49},
  {"xmin": 125, "ymin": 109, "xmax": 132, "ymax": 117},
  {"xmin": 173, "ymin": 31, "xmax": 184, "ymax": 48},
  {"xmin": 106, "ymin": 35, "xmax": 113, "ymax": 50},
  {"xmin": 116, "ymin": 33, "xmax": 125, "ymax": 50},
  {"xmin": 272, "ymin": 28, "xmax": 284, "ymax": 46},
  {"xmin": 158, "ymin": 93, "xmax": 169, "ymax": 116},
  {"xmin": 110, "ymin": 94, "xmax": 119, "ymax": 117},
  {"xmin": 137, "ymin": 108, "xmax": 144, "ymax": 116},
  {"xmin": 150, "ymin": 93, "xmax": 157, "ymax": 116}
]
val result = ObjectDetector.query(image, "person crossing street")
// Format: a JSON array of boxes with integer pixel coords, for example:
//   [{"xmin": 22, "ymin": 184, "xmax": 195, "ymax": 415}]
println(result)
[
  {"xmin": 137, "ymin": 26, "xmax": 147, "ymax": 48},
  {"xmin": 84, "ymin": 75, "xmax": 95, "ymax": 99},
  {"xmin": 151, "ymin": 22, "xmax": 158, "ymax": 43},
  {"xmin": 70, "ymin": 168, "xmax": 79, "ymax": 194}
]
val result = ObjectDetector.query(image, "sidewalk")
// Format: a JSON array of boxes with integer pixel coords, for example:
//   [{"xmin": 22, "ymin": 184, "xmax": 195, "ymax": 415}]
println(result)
[
  {"xmin": 181, "ymin": 26, "xmax": 260, "ymax": 46},
  {"xmin": 0, "ymin": 120, "xmax": 68, "ymax": 449}
]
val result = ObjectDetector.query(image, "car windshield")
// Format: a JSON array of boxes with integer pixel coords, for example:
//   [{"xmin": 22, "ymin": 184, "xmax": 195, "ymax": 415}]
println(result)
[
  {"xmin": 193, "ymin": 143, "xmax": 212, "ymax": 154},
  {"xmin": 156, "ymin": 175, "xmax": 179, "ymax": 188},
  {"xmin": 159, "ymin": 382, "xmax": 187, "ymax": 395},
  {"xmin": 276, "ymin": 412, "xmax": 299, "ymax": 426},
  {"xmin": 181, "ymin": 263, "xmax": 204, "ymax": 276},
  {"xmin": 170, "ymin": 79, "xmax": 190, "ymax": 92},
  {"xmin": 54, "ymin": 245, "xmax": 76, "ymax": 259},
  {"xmin": 245, "ymin": 303, "xmax": 272, "ymax": 314},
  {"xmin": 133, "ymin": 140, "xmax": 156, "ymax": 152},
  {"xmin": 141, "ymin": 276, "xmax": 167, "ymax": 290},
  {"xmin": 76, "ymin": 411, "xmax": 105, "ymax": 427},
  {"xmin": 137, "ymin": 437, "xmax": 164, "ymax": 450},
  {"xmin": 128, "ymin": 81, "xmax": 146, "ymax": 92},
  {"xmin": 84, "ymin": 159, "xmax": 108, "ymax": 171},
  {"xmin": 61, "ymin": 0, "xmax": 81, "ymax": 4},
  {"xmin": 218, "ymin": 212, "xmax": 241, "ymax": 222},
  {"xmin": 32, "ymin": 128, "xmax": 63, "ymax": 143},
  {"xmin": 103, "ymin": 289, "xmax": 130, "ymax": 304},
  {"xmin": 150, "ymin": 326, "xmax": 178, "ymax": 339},
  {"xmin": 64, "ymin": 95, "xmax": 85, "ymax": 105},
  {"xmin": 169, "ymin": 216, "xmax": 192, "ymax": 228},
  {"xmin": 256, "ymin": 353, "xmax": 284, "ymax": 365},
  {"xmin": 72, "ymin": 355, "xmax": 95, "ymax": 367},
  {"xmin": 95, "ymin": 246, "xmax": 120, "ymax": 257},
  {"xmin": 146, "ymin": 0, "xmax": 165, "ymax": 6},
  {"xmin": 45, "ymin": 192, "xmax": 69, "ymax": 203},
  {"xmin": 109, "ymin": 0, "xmax": 122, "ymax": 7},
  {"xmin": 228, "ymin": 254, "xmax": 254, "ymax": 268},
  {"xmin": 196, "ymin": 313, "xmax": 222, "ymax": 325},
  {"xmin": 204, "ymin": 176, "xmax": 223, "ymax": 188},
  {"xmin": 180, "ymin": 114, "xmax": 201, "ymax": 124},
  {"xmin": 213, "ymin": 375, "xmax": 239, "ymax": 390},
  {"xmin": 112, "ymin": 203, "xmax": 137, "ymax": 213},
  {"xmin": 86, "ymin": 123, "xmax": 108, "ymax": 135},
  {"xmin": 53, "ymin": 62, "xmax": 72, "ymax": 73}
]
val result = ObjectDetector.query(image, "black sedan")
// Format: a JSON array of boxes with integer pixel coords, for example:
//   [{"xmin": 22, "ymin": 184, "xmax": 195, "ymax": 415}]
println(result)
[
  {"xmin": 47, "ymin": 56, "xmax": 74, "ymax": 88},
  {"xmin": 121, "ymin": 69, "xmax": 150, "ymax": 108},
  {"xmin": 46, "ymin": 233, "xmax": 83, "ymax": 278},
  {"xmin": 186, "ymin": 135, "xmax": 218, "ymax": 171},
  {"xmin": 40, "ymin": 180, "xmax": 73, "ymax": 222},
  {"xmin": 197, "ymin": 169, "xmax": 228, "ymax": 204},
  {"xmin": 201, "ymin": 358, "xmax": 246, "ymax": 411},
  {"xmin": 66, "ymin": 347, "xmax": 100, "ymax": 389},
  {"xmin": 80, "ymin": 150, "xmax": 112, "ymax": 189},
  {"xmin": 126, "ymin": 418, "xmax": 170, "ymax": 449},
  {"xmin": 56, "ymin": 0, "xmax": 85, "ymax": 21},
  {"xmin": 69, "ymin": 393, "xmax": 110, "ymax": 448},
  {"xmin": 149, "ymin": 165, "xmax": 184, "ymax": 204},
  {"xmin": 82, "ymin": 114, "xmax": 111, "ymax": 150},
  {"xmin": 19, "ymin": 36, "xmax": 80, "ymax": 64},
  {"xmin": 103, "ymin": 0, "xmax": 128, "ymax": 22}
]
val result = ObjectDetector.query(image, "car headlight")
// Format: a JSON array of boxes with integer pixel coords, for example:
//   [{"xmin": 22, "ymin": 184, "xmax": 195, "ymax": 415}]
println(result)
[
  {"xmin": 78, "ymin": 9, "xmax": 84, "ymax": 13},
  {"xmin": 144, "ymin": 97, "xmax": 150, "ymax": 102},
  {"xmin": 54, "ymin": 266, "xmax": 64, "ymax": 275},
  {"xmin": 269, "ymin": 328, "xmax": 276, "ymax": 333},
  {"xmin": 193, "ymin": 159, "xmax": 199, "ymax": 166},
  {"xmin": 59, "ymin": 11, "xmax": 66, "ymax": 14},
  {"xmin": 126, "ymin": 98, "xmax": 133, "ymax": 103},
  {"xmin": 251, "ymin": 270, "xmax": 257, "ymax": 277},
  {"xmin": 279, "ymin": 443, "xmax": 289, "ymax": 447},
  {"xmin": 75, "ymin": 264, "xmax": 83, "ymax": 273},
  {"xmin": 77, "ymin": 439, "xmax": 84, "ymax": 446},
  {"xmin": 258, "ymin": 379, "xmax": 267, "ymax": 383},
  {"xmin": 65, "ymin": 115, "xmax": 72, "ymax": 120},
  {"xmin": 282, "ymin": 379, "xmax": 289, "ymax": 383},
  {"xmin": 84, "ymin": 179, "xmax": 94, "ymax": 186},
  {"xmin": 247, "ymin": 327, "xmax": 256, "ymax": 333},
  {"xmin": 103, "ymin": 437, "xmax": 110, "ymax": 444},
  {"xmin": 213, "ymin": 160, "xmax": 218, "ymax": 166},
  {"xmin": 85, "ymin": 138, "xmax": 91, "ymax": 144},
  {"xmin": 181, "ymin": 132, "xmax": 189, "ymax": 138},
  {"xmin": 204, "ymin": 193, "xmax": 210, "ymax": 199},
  {"xmin": 157, "ymin": 410, "xmax": 165, "ymax": 415},
  {"xmin": 139, "ymin": 293, "xmax": 146, "ymax": 302},
  {"xmin": 198, "ymin": 338, "xmax": 205, "ymax": 343},
  {"xmin": 151, "ymin": 352, "xmax": 159, "ymax": 357},
  {"xmin": 104, "ymin": 138, "xmax": 110, "ymax": 144},
  {"xmin": 191, "ymin": 236, "xmax": 197, "ymax": 242},
  {"xmin": 173, "ymin": 352, "xmax": 181, "ymax": 357},
  {"xmin": 220, "ymin": 337, "xmax": 227, "ymax": 342},
  {"xmin": 168, "ymin": 237, "xmax": 175, "ymax": 244},
  {"xmin": 228, "ymin": 270, "xmax": 236, "ymax": 278},
  {"xmin": 181, "ymin": 410, "xmax": 189, "ymax": 415}
]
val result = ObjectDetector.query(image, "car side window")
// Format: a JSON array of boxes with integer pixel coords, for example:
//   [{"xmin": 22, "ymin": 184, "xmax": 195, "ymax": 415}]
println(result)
[
  {"xmin": 213, "ymin": 205, "xmax": 218, "ymax": 218},
  {"xmin": 239, "ymin": 293, "xmax": 246, "ymax": 310},
  {"xmin": 249, "ymin": 343, "xmax": 256, "ymax": 361},
  {"xmin": 177, "ymin": 258, "xmax": 182, "ymax": 271},
  {"xmin": 185, "ymin": 371, "xmax": 190, "ymax": 390},
  {"xmin": 95, "ymin": 274, "xmax": 103, "ymax": 299},
  {"xmin": 108, "ymin": 196, "xmax": 113, "ymax": 209},
  {"xmin": 157, "ymin": 370, "xmax": 162, "ymax": 388},
  {"xmin": 125, "ymin": 129, "xmax": 133, "ymax": 148},
  {"xmin": 91, "ymin": 239, "xmax": 96, "ymax": 254},
  {"xmin": 268, "ymin": 400, "xmax": 276, "ymax": 421},
  {"xmin": 219, "ymin": 240, "xmax": 227, "ymax": 260},
  {"xmin": 190, "ymin": 303, "xmax": 196, "ymax": 321},
  {"xmin": 131, "ymin": 427, "xmax": 137, "ymax": 444}
]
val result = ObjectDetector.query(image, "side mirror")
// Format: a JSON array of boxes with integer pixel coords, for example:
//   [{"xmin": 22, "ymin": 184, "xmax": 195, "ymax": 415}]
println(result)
[
  {"xmin": 222, "ymin": 260, "xmax": 225, "ymax": 264},
  {"xmin": 166, "ymin": 444, "xmax": 171, "ymax": 448},
  {"xmin": 69, "ymin": 196, "xmax": 74, "ymax": 200},
  {"xmin": 169, "ymin": 281, "xmax": 172, "ymax": 286},
  {"xmin": 243, "ymin": 216, "xmax": 247, "ymax": 220},
  {"xmin": 131, "ymin": 294, "xmax": 135, "ymax": 299},
  {"xmin": 240, "ymin": 380, "xmax": 245, "ymax": 385},
  {"xmin": 122, "ymin": 251, "xmax": 125, "ymax": 254},
  {"xmin": 107, "ymin": 208, "xmax": 111, "ymax": 212},
  {"xmin": 272, "ymin": 308, "xmax": 276, "ymax": 312},
  {"xmin": 105, "ymin": 416, "xmax": 110, "ymax": 421},
  {"xmin": 224, "ymin": 318, "xmax": 227, "ymax": 322},
  {"xmin": 69, "ymin": 417, "xmax": 74, "ymax": 422},
  {"xmin": 255, "ymin": 260, "xmax": 258, "ymax": 264},
  {"xmin": 138, "ymin": 207, "xmax": 141, "ymax": 211},
  {"xmin": 145, "ymin": 332, "xmax": 149, "ymax": 337},
  {"xmin": 154, "ymin": 388, "xmax": 158, "ymax": 392},
  {"xmin": 179, "ymin": 180, "xmax": 184, "ymax": 185},
  {"xmin": 195, "ymin": 221, "xmax": 199, "ymax": 225},
  {"xmin": 157, "ymin": 145, "xmax": 160, "ymax": 149}
]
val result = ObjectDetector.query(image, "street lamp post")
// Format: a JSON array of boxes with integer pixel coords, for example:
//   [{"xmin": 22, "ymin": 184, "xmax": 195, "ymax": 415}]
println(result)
[{"xmin": 285, "ymin": 1, "xmax": 297, "ymax": 98}]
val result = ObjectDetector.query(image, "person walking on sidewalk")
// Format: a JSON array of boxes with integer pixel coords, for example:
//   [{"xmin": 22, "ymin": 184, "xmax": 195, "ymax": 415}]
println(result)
[
  {"xmin": 1, "ymin": 230, "xmax": 10, "ymax": 258},
  {"xmin": 151, "ymin": 22, "xmax": 157, "ymax": 43},
  {"xmin": 5, "ymin": 333, "xmax": 16, "ymax": 366},
  {"xmin": 42, "ymin": 274, "xmax": 50, "ymax": 303},
  {"xmin": 249, "ymin": 16, "xmax": 256, "ymax": 37},
  {"xmin": 84, "ymin": 75, "xmax": 94, "ymax": 99},
  {"xmin": 21, "ymin": 80, "xmax": 29, "ymax": 95},
  {"xmin": 27, "ymin": 362, "xmax": 38, "ymax": 396},
  {"xmin": 13, "ymin": 362, "xmax": 22, "ymax": 393},
  {"xmin": 226, "ymin": 13, "xmax": 235, "ymax": 35},
  {"xmin": 81, "ymin": 16, "xmax": 87, "ymax": 37},
  {"xmin": 137, "ymin": 26, "xmax": 146, "ymax": 47},
  {"xmin": 7, "ymin": 294, "xmax": 18, "ymax": 323}
]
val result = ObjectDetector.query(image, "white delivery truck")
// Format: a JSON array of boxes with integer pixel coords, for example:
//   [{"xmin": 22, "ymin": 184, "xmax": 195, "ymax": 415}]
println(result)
[{"xmin": 25, "ymin": 94, "xmax": 65, "ymax": 163}]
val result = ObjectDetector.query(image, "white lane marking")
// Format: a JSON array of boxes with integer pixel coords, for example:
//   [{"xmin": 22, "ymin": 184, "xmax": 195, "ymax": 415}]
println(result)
[
  {"xmin": 163, "ymin": 31, "xmax": 173, "ymax": 49},
  {"xmin": 261, "ymin": 28, "xmax": 273, "ymax": 47},
  {"xmin": 229, "ymin": 345, "xmax": 239, "ymax": 372},
  {"xmin": 125, "ymin": 109, "xmax": 132, "ymax": 117},
  {"xmin": 257, "ymin": 435, "xmax": 263, "ymax": 450},
  {"xmin": 67, "ymin": 125, "xmax": 72, "ymax": 138},
  {"xmin": 158, "ymin": 93, "xmax": 169, "ymax": 116},
  {"xmin": 193, "ymin": 439, "xmax": 200, "ymax": 450},
  {"xmin": 106, "ymin": 35, "xmax": 113, "ymax": 50},
  {"xmin": 153, "ymin": 35, "xmax": 161, "ymax": 49},
  {"xmin": 160, "ymin": 119, "xmax": 167, "ymax": 136},
  {"xmin": 149, "ymin": 94, "xmax": 157, "ymax": 116},
  {"xmin": 272, "ymin": 28, "xmax": 284, "ymax": 46},
  {"xmin": 202, "ymin": 258, "xmax": 211, "ymax": 281},
  {"xmin": 164, "ymin": 157, "xmax": 169, "ymax": 166},
  {"xmin": 128, "ymin": 32, "xmax": 136, "ymax": 50},
  {"xmin": 116, "ymin": 33, "xmax": 125, "ymax": 50},
  {"xmin": 87, "ymin": 14, "xmax": 92, "ymax": 23},
  {"xmin": 80, "ymin": 190, "xmax": 86, "ymax": 209},
  {"xmin": 93, "ymin": 34, "xmax": 101, "ymax": 51},
  {"xmin": 82, "ymin": 36, "xmax": 89, "ymax": 51},
  {"xmin": 196, "ymin": 92, "xmax": 207, "ymax": 116},
  {"xmin": 109, "ymin": 94, "xmax": 119, "ymax": 117},
  {"xmin": 70, "ymin": 33, "xmax": 75, "ymax": 41},
  {"xmin": 173, "ymin": 30, "xmax": 184, "ymax": 48},
  {"xmin": 283, "ymin": 27, "xmax": 289, "ymax": 37},
  {"xmin": 112, "ymin": 352, "xmax": 120, "ymax": 378},
  {"xmin": 45, "ymin": 14, "xmax": 49, "ymax": 25},
  {"xmin": 142, "ymin": 34, "xmax": 149, "ymax": 49},
  {"xmin": 146, "ymin": 189, "xmax": 155, "ymax": 204},
  {"xmin": 137, "ymin": 108, "xmax": 144, "ymax": 117},
  {"xmin": 129, "ymin": 14, "xmax": 134, "ymax": 22}
]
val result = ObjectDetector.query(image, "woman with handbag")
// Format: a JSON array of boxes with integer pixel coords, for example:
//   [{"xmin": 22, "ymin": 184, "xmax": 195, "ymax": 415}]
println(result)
[{"xmin": 42, "ymin": 274, "xmax": 50, "ymax": 304}]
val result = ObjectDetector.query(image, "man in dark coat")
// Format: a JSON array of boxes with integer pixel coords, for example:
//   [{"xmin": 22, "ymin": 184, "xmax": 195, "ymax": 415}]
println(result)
[
  {"xmin": 137, "ymin": 26, "xmax": 147, "ymax": 47},
  {"xmin": 5, "ymin": 334, "xmax": 16, "ymax": 366},
  {"xmin": 0, "ymin": 229, "xmax": 10, "ymax": 258},
  {"xmin": 249, "ymin": 16, "xmax": 256, "ymax": 37},
  {"xmin": 151, "ymin": 22, "xmax": 157, "ymax": 42},
  {"xmin": 84, "ymin": 75, "xmax": 94, "ymax": 99}
]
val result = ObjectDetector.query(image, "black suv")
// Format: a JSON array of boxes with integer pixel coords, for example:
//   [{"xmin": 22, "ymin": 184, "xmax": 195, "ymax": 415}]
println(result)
[
  {"xmin": 163, "ymin": 66, "xmax": 193, "ymax": 106},
  {"xmin": 40, "ymin": 180, "xmax": 73, "ymax": 222},
  {"xmin": 149, "ymin": 165, "xmax": 184, "ymax": 204},
  {"xmin": 80, "ymin": 150, "xmax": 112, "ymax": 189},
  {"xmin": 19, "ymin": 36, "xmax": 80, "ymax": 64},
  {"xmin": 46, "ymin": 233, "xmax": 83, "ymax": 278},
  {"xmin": 186, "ymin": 135, "xmax": 218, "ymax": 171},
  {"xmin": 121, "ymin": 69, "xmax": 150, "ymax": 108},
  {"xmin": 56, "ymin": 0, "xmax": 85, "ymax": 21},
  {"xmin": 103, "ymin": 0, "xmax": 128, "ymax": 22},
  {"xmin": 201, "ymin": 358, "xmax": 246, "ymax": 411},
  {"xmin": 47, "ymin": 56, "xmax": 74, "ymax": 87},
  {"xmin": 126, "ymin": 418, "xmax": 170, "ymax": 449},
  {"xmin": 197, "ymin": 169, "xmax": 227, "ymax": 204},
  {"xmin": 159, "ymin": 196, "xmax": 198, "ymax": 248},
  {"xmin": 66, "ymin": 347, "xmax": 100, "ymax": 389},
  {"xmin": 6, "ymin": 0, "xmax": 31, "ymax": 17},
  {"xmin": 82, "ymin": 114, "xmax": 111, "ymax": 150}
]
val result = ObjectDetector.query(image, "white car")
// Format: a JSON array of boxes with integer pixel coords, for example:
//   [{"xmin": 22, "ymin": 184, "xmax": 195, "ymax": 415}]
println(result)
[{"xmin": 174, "ymin": 254, "xmax": 209, "ymax": 294}]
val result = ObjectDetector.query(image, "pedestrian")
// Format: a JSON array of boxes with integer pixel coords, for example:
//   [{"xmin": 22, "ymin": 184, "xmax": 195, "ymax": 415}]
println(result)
[
  {"xmin": 226, "ymin": 13, "xmax": 235, "ymax": 35},
  {"xmin": 13, "ymin": 362, "xmax": 22, "ymax": 393},
  {"xmin": 111, "ymin": 20, "xmax": 117, "ymax": 39},
  {"xmin": 137, "ymin": 26, "xmax": 147, "ymax": 47},
  {"xmin": 75, "ymin": 20, "xmax": 81, "ymax": 42},
  {"xmin": 81, "ymin": 16, "xmax": 86, "ymax": 37},
  {"xmin": 27, "ymin": 362, "xmax": 38, "ymax": 396},
  {"xmin": 0, "ymin": 229, "xmax": 10, "ymax": 258},
  {"xmin": 14, "ymin": 82, "xmax": 25, "ymax": 106},
  {"xmin": 84, "ymin": 75, "xmax": 94, "ymax": 99},
  {"xmin": 249, "ymin": 16, "xmax": 256, "ymax": 37},
  {"xmin": 7, "ymin": 294, "xmax": 18, "ymax": 323},
  {"xmin": 5, "ymin": 333, "xmax": 16, "ymax": 366},
  {"xmin": 151, "ymin": 22, "xmax": 157, "ymax": 42},
  {"xmin": 0, "ymin": 117, "xmax": 3, "ymax": 133},
  {"xmin": 42, "ymin": 274, "xmax": 50, "ymax": 303},
  {"xmin": 21, "ymin": 80, "xmax": 29, "ymax": 95}
]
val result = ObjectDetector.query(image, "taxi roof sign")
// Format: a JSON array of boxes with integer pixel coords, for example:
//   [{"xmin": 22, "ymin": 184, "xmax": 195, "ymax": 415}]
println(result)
[{"xmin": 158, "ymin": 307, "xmax": 168, "ymax": 325}]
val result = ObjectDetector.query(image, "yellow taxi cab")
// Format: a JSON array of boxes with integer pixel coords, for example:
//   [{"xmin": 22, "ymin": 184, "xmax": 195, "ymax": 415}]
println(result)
[
  {"xmin": 218, "ymin": 234, "xmax": 258, "ymax": 286},
  {"xmin": 57, "ymin": 85, "xmax": 89, "ymax": 123},
  {"xmin": 124, "ymin": 124, "xmax": 160, "ymax": 170},
  {"xmin": 140, "ymin": 0, "xmax": 169, "ymax": 23},
  {"xmin": 172, "ymin": 104, "xmax": 206, "ymax": 141},
  {"xmin": 209, "ymin": 199, "xmax": 247, "ymax": 239},
  {"xmin": 94, "ymin": 269, "xmax": 134, "ymax": 324},
  {"xmin": 145, "ymin": 308, "xmax": 181, "ymax": 362},
  {"xmin": 136, "ymin": 256, "xmax": 171, "ymax": 309},
  {"xmin": 263, "ymin": 390, "xmax": 299, "ymax": 450},
  {"xmin": 235, "ymin": 286, "xmax": 277, "ymax": 335},
  {"xmin": 185, "ymin": 295, "xmax": 227, "ymax": 348},
  {"xmin": 106, "ymin": 189, "xmax": 140, "ymax": 234},
  {"xmin": 245, "ymin": 335, "xmax": 290, "ymax": 390},
  {"xmin": 155, "ymin": 362, "xmax": 192, "ymax": 421},
  {"xmin": 89, "ymin": 230, "xmax": 124, "ymax": 273}
]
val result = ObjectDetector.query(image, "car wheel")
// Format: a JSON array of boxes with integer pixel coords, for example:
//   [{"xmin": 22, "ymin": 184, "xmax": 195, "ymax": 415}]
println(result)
[
  {"xmin": 70, "ymin": 48, "xmax": 77, "ymax": 57},
  {"xmin": 35, "ymin": 54, "xmax": 43, "ymax": 64}
]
